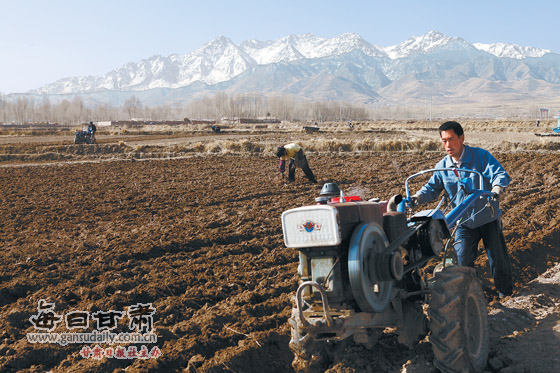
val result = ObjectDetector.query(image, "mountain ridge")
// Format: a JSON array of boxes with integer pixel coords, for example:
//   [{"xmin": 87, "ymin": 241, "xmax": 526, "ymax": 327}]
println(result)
[{"xmin": 13, "ymin": 31, "xmax": 560, "ymax": 108}]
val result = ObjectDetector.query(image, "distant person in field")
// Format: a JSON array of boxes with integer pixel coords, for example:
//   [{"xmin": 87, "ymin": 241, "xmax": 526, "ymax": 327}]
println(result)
[
  {"xmin": 87, "ymin": 121, "xmax": 97, "ymax": 135},
  {"xmin": 411, "ymin": 120, "xmax": 513, "ymax": 298},
  {"xmin": 276, "ymin": 143, "xmax": 317, "ymax": 184}
]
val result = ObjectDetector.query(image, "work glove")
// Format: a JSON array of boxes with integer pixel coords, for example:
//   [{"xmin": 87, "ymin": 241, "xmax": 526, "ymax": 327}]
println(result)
[
  {"xmin": 491, "ymin": 185, "xmax": 505, "ymax": 202},
  {"xmin": 409, "ymin": 192, "xmax": 431, "ymax": 207}
]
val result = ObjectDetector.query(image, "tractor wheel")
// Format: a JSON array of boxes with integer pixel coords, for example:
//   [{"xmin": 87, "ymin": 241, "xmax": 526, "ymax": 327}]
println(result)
[
  {"xmin": 429, "ymin": 266, "xmax": 489, "ymax": 372},
  {"xmin": 288, "ymin": 314, "xmax": 348, "ymax": 373}
]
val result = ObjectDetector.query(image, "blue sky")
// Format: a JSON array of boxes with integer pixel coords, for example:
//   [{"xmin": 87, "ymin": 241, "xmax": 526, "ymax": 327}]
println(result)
[{"xmin": 1, "ymin": 0, "xmax": 558, "ymax": 94}]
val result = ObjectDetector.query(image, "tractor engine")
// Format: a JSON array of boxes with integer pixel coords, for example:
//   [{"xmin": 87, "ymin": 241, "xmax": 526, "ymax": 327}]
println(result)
[{"xmin": 282, "ymin": 183, "xmax": 447, "ymax": 314}]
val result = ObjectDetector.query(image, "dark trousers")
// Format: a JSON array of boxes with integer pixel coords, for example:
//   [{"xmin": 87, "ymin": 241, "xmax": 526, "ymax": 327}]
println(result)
[
  {"xmin": 288, "ymin": 151, "xmax": 317, "ymax": 183},
  {"xmin": 454, "ymin": 218, "xmax": 513, "ymax": 295}
]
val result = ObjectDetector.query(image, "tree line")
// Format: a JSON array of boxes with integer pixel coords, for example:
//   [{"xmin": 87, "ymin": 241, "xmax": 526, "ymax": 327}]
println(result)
[{"xmin": 0, "ymin": 92, "xmax": 371, "ymax": 125}]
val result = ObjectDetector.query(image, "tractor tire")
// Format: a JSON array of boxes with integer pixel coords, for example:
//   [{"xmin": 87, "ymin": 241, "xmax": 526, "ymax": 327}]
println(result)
[
  {"xmin": 429, "ymin": 266, "xmax": 489, "ymax": 373},
  {"xmin": 288, "ymin": 315, "xmax": 348, "ymax": 373}
]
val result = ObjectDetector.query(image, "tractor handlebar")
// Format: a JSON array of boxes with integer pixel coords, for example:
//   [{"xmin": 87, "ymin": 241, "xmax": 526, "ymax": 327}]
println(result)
[
  {"xmin": 399, "ymin": 167, "xmax": 494, "ymax": 228},
  {"xmin": 403, "ymin": 167, "xmax": 485, "ymax": 205}
]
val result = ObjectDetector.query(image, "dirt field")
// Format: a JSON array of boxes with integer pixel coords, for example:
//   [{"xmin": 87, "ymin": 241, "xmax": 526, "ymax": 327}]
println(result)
[{"xmin": 1, "ymin": 126, "xmax": 559, "ymax": 372}]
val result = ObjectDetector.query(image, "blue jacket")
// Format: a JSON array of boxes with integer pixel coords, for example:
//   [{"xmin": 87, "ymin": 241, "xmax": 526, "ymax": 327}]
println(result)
[{"xmin": 416, "ymin": 145, "xmax": 510, "ymax": 229}]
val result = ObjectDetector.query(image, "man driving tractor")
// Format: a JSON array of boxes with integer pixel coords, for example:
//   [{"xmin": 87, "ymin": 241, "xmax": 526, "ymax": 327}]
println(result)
[
  {"xmin": 411, "ymin": 120, "xmax": 513, "ymax": 298},
  {"xmin": 87, "ymin": 121, "xmax": 97, "ymax": 135}
]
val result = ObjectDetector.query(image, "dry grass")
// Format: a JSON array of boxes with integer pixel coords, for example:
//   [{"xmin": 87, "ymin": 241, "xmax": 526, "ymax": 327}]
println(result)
[
  {"xmin": 1, "ymin": 119, "xmax": 559, "ymax": 163},
  {"xmin": 1, "ymin": 118, "xmax": 556, "ymax": 136},
  {"xmin": 2, "ymin": 136, "xmax": 556, "ymax": 165}
]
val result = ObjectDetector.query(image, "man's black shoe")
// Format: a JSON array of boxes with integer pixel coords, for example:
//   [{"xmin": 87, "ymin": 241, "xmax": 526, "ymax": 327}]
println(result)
[{"xmin": 499, "ymin": 291, "xmax": 512, "ymax": 298}]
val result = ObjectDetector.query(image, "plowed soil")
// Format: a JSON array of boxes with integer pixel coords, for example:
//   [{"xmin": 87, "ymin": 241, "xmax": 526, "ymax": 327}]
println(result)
[{"xmin": 1, "ymin": 129, "xmax": 559, "ymax": 373}]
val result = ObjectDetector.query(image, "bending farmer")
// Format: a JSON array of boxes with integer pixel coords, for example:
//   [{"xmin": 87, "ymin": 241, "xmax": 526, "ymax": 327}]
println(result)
[
  {"xmin": 411, "ymin": 121, "xmax": 513, "ymax": 297},
  {"xmin": 276, "ymin": 143, "xmax": 317, "ymax": 183}
]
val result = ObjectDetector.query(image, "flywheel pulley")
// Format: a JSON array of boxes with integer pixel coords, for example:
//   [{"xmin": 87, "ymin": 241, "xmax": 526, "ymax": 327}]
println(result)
[{"xmin": 348, "ymin": 222, "xmax": 393, "ymax": 313}]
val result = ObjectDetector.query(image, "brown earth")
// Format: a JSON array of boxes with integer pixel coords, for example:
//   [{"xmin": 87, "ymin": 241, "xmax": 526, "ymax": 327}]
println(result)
[{"xmin": 0, "ymin": 129, "xmax": 559, "ymax": 372}]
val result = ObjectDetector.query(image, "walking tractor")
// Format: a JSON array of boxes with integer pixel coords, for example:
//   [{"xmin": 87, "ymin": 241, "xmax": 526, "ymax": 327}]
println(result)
[
  {"xmin": 74, "ymin": 129, "xmax": 96, "ymax": 144},
  {"xmin": 281, "ymin": 168, "xmax": 495, "ymax": 372}
]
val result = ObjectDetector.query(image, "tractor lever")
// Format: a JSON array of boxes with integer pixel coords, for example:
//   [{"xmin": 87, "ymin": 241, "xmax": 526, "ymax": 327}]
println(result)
[
  {"xmin": 452, "ymin": 167, "xmax": 469, "ymax": 195},
  {"xmin": 452, "ymin": 167, "xmax": 460, "ymax": 179}
]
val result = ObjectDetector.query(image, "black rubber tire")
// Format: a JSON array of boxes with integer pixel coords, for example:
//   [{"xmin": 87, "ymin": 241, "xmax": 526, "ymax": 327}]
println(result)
[{"xmin": 429, "ymin": 266, "xmax": 489, "ymax": 372}]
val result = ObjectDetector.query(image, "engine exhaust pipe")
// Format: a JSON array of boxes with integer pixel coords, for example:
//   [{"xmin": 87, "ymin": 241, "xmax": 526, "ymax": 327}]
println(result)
[{"xmin": 387, "ymin": 194, "xmax": 403, "ymax": 212}]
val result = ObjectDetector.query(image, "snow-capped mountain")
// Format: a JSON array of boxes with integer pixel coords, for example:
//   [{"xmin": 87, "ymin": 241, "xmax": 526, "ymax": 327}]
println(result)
[
  {"xmin": 240, "ymin": 33, "xmax": 386, "ymax": 64},
  {"xmin": 383, "ymin": 31, "xmax": 460, "ymax": 59},
  {"xmin": 20, "ymin": 31, "xmax": 559, "ymax": 106},
  {"xmin": 473, "ymin": 42, "xmax": 550, "ymax": 59},
  {"xmin": 32, "ymin": 32, "xmax": 390, "ymax": 94}
]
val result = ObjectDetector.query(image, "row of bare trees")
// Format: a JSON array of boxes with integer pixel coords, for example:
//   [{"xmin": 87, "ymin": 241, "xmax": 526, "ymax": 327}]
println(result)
[
  {"xmin": 0, "ymin": 94, "xmax": 168, "ymax": 125},
  {"xmin": 0, "ymin": 92, "xmax": 370, "ymax": 125},
  {"xmin": 183, "ymin": 92, "xmax": 370, "ymax": 122}
]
